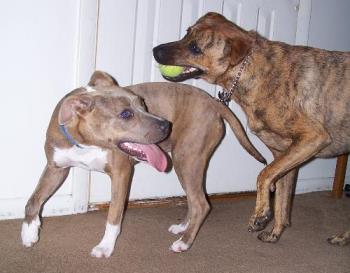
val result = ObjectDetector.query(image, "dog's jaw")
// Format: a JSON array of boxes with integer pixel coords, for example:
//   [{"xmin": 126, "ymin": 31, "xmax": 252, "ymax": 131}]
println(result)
[{"xmin": 161, "ymin": 66, "xmax": 204, "ymax": 82}]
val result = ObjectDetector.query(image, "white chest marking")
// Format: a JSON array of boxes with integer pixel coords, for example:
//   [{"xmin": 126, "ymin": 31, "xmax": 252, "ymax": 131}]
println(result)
[{"xmin": 53, "ymin": 145, "xmax": 108, "ymax": 172}]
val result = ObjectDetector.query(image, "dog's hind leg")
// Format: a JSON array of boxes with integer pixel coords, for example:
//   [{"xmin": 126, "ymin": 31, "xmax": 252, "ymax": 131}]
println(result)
[
  {"xmin": 168, "ymin": 163, "xmax": 191, "ymax": 236},
  {"xmin": 91, "ymin": 155, "xmax": 133, "ymax": 258},
  {"xmin": 22, "ymin": 164, "xmax": 70, "ymax": 247},
  {"xmin": 258, "ymin": 168, "xmax": 297, "ymax": 242},
  {"xmin": 170, "ymin": 122, "xmax": 223, "ymax": 252},
  {"xmin": 328, "ymin": 230, "xmax": 350, "ymax": 246},
  {"xmin": 171, "ymin": 156, "xmax": 210, "ymax": 252}
]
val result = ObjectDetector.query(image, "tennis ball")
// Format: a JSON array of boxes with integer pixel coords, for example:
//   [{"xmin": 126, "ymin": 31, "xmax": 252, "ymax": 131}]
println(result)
[{"xmin": 159, "ymin": 65, "xmax": 184, "ymax": 77}]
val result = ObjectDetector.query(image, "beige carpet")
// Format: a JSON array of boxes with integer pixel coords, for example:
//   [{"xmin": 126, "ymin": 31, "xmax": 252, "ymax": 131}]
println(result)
[{"xmin": 0, "ymin": 192, "xmax": 349, "ymax": 273}]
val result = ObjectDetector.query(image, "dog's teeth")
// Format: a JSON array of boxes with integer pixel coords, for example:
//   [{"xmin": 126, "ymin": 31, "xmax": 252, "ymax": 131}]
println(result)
[{"xmin": 183, "ymin": 67, "xmax": 198, "ymax": 74}]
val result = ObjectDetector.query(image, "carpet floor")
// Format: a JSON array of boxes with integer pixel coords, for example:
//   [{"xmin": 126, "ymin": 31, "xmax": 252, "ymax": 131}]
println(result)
[{"xmin": 0, "ymin": 191, "xmax": 349, "ymax": 273}]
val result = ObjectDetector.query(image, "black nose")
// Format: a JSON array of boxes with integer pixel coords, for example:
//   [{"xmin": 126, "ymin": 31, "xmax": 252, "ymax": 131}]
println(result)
[
  {"xmin": 153, "ymin": 42, "xmax": 177, "ymax": 64},
  {"xmin": 159, "ymin": 120, "xmax": 170, "ymax": 135},
  {"xmin": 153, "ymin": 44, "xmax": 166, "ymax": 63}
]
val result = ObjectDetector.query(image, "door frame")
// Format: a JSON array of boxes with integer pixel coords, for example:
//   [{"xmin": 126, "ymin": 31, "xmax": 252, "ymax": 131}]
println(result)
[{"xmin": 71, "ymin": 0, "xmax": 99, "ymax": 214}]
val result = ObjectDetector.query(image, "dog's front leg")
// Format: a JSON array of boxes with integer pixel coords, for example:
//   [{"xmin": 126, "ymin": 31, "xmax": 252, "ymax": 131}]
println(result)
[
  {"xmin": 91, "ymin": 157, "xmax": 133, "ymax": 258},
  {"xmin": 248, "ymin": 125, "xmax": 331, "ymax": 234},
  {"xmin": 258, "ymin": 168, "xmax": 298, "ymax": 242},
  {"xmin": 21, "ymin": 164, "xmax": 70, "ymax": 247}
]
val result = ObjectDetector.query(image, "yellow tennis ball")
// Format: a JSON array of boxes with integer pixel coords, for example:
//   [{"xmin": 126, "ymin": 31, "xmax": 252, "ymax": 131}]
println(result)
[{"xmin": 159, "ymin": 65, "xmax": 184, "ymax": 77}]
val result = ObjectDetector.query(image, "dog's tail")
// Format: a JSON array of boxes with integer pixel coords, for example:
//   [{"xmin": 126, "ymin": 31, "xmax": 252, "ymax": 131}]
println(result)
[{"xmin": 214, "ymin": 99, "xmax": 267, "ymax": 164}]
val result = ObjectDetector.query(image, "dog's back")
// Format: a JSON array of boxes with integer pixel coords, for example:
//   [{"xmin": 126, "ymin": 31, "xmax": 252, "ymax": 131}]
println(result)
[
  {"xmin": 256, "ymin": 37, "xmax": 350, "ymax": 156},
  {"xmin": 127, "ymin": 82, "xmax": 266, "ymax": 163}
]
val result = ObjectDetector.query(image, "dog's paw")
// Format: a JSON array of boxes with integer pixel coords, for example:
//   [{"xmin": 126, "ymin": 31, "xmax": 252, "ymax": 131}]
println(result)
[
  {"xmin": 168, "ymin": 222, "xmax": 189, "ymax": 235},
  {"xmin": 327, "ymin": 231, "xmax": 350, "ymax": 246},
  {"xmin": 91, "ymin": 244, "xmax": 114, "ymax": 258},
  {"xmin": 170, "ymin": 238, "xmax": 190, "ymax": 253},
  {"xmin": 21, "ymin": 216, "xmax": 41, "ymax": 247},
  {"xmin": 248, "ymin": 210, "xmax": 272, "ymax": 232},
  {"xmin": 257, "ymin": 231, "xmax": 280, "ymax": 243},
  {"xmin": 91, "ymin": 223, "xmax": 120, "ymax": 258}
]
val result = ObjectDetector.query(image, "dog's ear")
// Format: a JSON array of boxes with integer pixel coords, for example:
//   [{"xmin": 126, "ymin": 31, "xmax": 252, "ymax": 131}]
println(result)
[
  {"xmin": 58, "ymin": 95, "xmax": 95, "ymax": 125},
  {"xmin": 205, "ymin": 13, "xmax": 252, "ymax": 66},
  {"xmin": 88, "ymin": 71, "xmax": 119, "ymax": 88},
  {"xmin": 229, "ymin": 38, "xmax": 251, "ymax": 66}
]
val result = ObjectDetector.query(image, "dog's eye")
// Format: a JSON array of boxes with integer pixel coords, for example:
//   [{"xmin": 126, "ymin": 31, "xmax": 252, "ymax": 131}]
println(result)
[
  {"xmin": 119, "ymin": 109, "xmax": 134, "ymax": 119},
  {"xmin": 188, "ymin": 41, "xmax": 202, "ymax": 55}
]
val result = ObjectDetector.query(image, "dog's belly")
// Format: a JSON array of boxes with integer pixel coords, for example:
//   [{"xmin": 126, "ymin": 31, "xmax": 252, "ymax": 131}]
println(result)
[
  {"xmin": 53, "ymin": 145, "xmax": 108, "ymax": 172},
  {"xmin": 317, "ymin": 143, "xmax": 350, "ymax": 158},
  {"xmin": 255, "ymin": 130, "xmax": 292, "ymax": 152},
  {"xmin": 257, "ymin": 128, "xmax": 350, "ymax": 158}
]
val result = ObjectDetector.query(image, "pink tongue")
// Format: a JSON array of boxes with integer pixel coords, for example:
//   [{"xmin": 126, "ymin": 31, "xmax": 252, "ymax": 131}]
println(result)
[{"xmin": 138, "ymin": 144, "xmax": 168, "ymax": 172}]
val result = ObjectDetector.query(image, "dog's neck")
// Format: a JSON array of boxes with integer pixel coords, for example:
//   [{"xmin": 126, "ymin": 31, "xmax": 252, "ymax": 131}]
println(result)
[
  {"xmin": 59, "ymin": 124, "xmax": 84, "ymax": 148},
  {"xmin": 217, "ymin": 50, "xmax": 253, "ymax": 105},
  {"xmin": 216, "ymin": 33, "xmax": 268, "ymax": 104}
]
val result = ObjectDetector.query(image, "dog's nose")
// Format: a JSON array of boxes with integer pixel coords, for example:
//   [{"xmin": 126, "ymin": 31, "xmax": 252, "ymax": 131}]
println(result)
[
  {"xmin": 159, "ymin": 120, "xmax": 170, "ymax": 135},
  {"xmin": 153, "ymin": 42, "xmax": 179, "ymax": 64},
  {"xmin": 153, "ymin": 45, "xmax": 164, "ymax": 63}
]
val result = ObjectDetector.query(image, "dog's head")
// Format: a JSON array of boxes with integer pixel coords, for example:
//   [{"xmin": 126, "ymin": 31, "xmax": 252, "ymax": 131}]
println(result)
[
  {"xmin": 153, "ymin": 12, "xmax": 254, "ymax": 84},
  {"xmin": 58, "ymin": 71, "xmax": 170, "ymax": 171}
]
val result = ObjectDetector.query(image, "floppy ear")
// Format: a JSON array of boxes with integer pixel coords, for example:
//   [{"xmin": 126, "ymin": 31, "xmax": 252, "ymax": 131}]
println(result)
[
  {"xmin": 230, "ymin": 38, "xmax": 251, "ymax": 66},
  {"xmin": 88, "ymin": 71, "xmax": 118, "ymax": 88},
  {"xmin": 58, "ymin": 95, "xmax": 95, "ymax": 125},
  {"xmin": 208, "ymin": 14, "xmax": 252, "ymax": 66}
]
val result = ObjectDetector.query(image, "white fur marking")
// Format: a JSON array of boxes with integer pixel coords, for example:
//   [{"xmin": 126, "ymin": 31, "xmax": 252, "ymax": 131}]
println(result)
[
  {"xmin": 91, "ymin": 223, "xmax": 120, "ymax": 258},
  {"xmin": 85, "ymin": 85, "xmax": 96, "ymax": 93},
  {"xmin": 168, "ymin": 222, "xmax": 189, "ymax": 235},
  {"xmin": 53, "ymin": 145, "xmax": 108, "ymax": 172},
  {"xmin": 21, "ymin": 216, "xmax": 41, "ymax": 247},
  {"xmin": 170, "ymin": 238, "xmax": 190, "ymax": 253}
]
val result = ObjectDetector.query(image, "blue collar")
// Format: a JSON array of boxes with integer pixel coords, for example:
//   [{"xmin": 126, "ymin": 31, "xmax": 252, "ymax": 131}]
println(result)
[{"xmin": 59, "ymin": 124, "xmax": 83, "ymax": 149}]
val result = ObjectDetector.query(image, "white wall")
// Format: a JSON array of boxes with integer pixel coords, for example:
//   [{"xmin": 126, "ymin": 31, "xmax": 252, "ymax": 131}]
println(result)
[{"xmin": 308, "ymin": 0, "xmax": 350, "ymax": 51}]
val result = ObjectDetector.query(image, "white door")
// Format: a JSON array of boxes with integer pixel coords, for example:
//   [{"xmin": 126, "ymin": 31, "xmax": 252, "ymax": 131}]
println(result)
[
  {"xmin": 0, "ymin": 0, "xmax": 98, "ymax": 219},
  {"xmin": 89, "ymin": 0, "xmax": 304, "ymax": 205}
]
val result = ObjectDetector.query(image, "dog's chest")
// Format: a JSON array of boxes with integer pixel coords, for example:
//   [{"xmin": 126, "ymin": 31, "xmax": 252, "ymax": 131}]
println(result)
[
  {"xmin": 243, "ymin": 105, "xmax": 293, "ymax": 151},
  {"xmin": 53, "ymin": 145, "xmax": 108, "ymax": 172}
]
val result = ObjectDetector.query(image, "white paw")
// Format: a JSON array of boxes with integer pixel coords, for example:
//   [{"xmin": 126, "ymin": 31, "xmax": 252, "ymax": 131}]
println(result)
[
  {"xmin": 90, "ymin": 223, "xmax": 120, "ymax": 258},
  {"xmin": 168, "ymin": 222, "xmax": 189, "ymax": 235},
  {"xmin": 91, "ymin": 244, "xmax": 114, "ymax": 258},
  {"xmin": 170, "ymin": 238, "xmax": 190, "ymax": 253},
  {"xmin": 21, "ymin": 216, "xmax": 41, "ymax": 247}
]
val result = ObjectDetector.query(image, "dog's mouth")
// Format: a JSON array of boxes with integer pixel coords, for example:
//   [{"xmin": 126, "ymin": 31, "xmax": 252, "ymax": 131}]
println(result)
[
  {"xmin": 162, "ymin": 66, "xmax": 204, "ymax": 82},
  {"xmin": 118, "ymin": 142, "xmax": 167, "ymax": 172}
]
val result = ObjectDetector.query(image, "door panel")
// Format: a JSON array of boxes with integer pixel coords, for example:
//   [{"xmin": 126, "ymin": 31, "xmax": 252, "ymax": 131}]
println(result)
[{"xmin": 0, "ymin": 0, "xmax": 98, "ymax": 219}]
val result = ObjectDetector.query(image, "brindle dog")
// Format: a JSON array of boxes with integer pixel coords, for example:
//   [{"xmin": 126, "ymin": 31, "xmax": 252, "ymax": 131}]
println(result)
[{"xmin": 153, "ymin": 12, "xmax": 350, "ymax": 245}]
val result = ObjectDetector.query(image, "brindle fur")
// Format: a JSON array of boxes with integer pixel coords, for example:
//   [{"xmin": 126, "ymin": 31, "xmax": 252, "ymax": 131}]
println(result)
[
  {"xmin": 153, "ymin": 12, "xmax": 350, "ymax": 245},
  {"xmin": 23, "ymin": 71, "xmax": 265, "ymax": 253}
]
